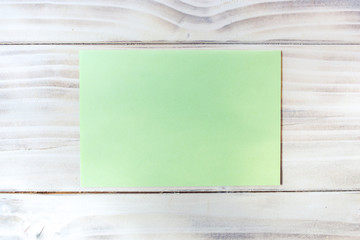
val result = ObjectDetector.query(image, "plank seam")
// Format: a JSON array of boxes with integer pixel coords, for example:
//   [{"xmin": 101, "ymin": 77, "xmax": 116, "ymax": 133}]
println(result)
[
  {"xmin": 0, "ymin": 190, "xmax": 359, "ymax": 194},
  {"xmin": 2, "ymin": 41, "xmax": 360, "ymax": 46}
]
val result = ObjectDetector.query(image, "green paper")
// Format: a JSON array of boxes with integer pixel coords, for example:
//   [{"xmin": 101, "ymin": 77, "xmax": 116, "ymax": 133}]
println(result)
[{"xmin": 80, "ymin": 49, "xmax": 281, "ymax": 187}]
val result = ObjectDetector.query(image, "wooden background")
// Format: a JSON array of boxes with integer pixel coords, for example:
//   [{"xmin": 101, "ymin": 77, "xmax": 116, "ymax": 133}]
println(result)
[{"xmin": 1, "ymin": 0, "xmax": 360, "ymax": 239}]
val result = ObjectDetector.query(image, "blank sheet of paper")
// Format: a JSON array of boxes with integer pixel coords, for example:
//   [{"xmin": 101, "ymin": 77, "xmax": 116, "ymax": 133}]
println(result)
[{"xmin": 80, "ymin": 50, "xmax": 281, "ymax": 187}]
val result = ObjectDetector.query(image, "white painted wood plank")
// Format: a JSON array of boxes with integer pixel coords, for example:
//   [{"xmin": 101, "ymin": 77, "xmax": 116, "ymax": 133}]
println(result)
[
  {"xmin": 1, "ymin": 192, "xmax": 360, "ymax": 239},
  {"xmin": 1, "ymin": 0, "xmax": 360, "ymax": 43},
  {"xmin": 0, "ymin": 45, "xmax": 359, "ymax": 191}
]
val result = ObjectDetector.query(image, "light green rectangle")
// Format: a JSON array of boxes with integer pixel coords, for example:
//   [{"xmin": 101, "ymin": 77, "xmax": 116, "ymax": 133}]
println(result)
[{"xmin": 80, "ymin": 50, "xmax": 281, "ymax": 187}]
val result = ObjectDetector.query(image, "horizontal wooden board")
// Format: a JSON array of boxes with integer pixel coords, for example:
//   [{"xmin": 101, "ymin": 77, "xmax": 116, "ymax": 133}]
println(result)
[
  {"xmin": 0, "ymin": 45, "xmax": 360, "ymax": 191},
  {"xmin": 1, "ymin": 0, "xmax": 360, "ymax": 43},
  {"xmin": 1, "ymin": 192, "xmax": 360, "ymax": 239}
]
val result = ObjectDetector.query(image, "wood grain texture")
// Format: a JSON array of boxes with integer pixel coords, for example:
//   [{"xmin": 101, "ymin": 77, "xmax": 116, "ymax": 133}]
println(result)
[
  {"xmin": 1, "ymin": 45, "xmax": 360, "ymax": 191},
  {"xmin": 1, "ymin": 192, "xmax": 360, "ymax": 239},
  {"xmin": 1, "ymin": 0, "xmax": 360, "ymax": 43},
  {"xmin": 1, "ymin": 1, "xmax": 359, "ymax": 238}
]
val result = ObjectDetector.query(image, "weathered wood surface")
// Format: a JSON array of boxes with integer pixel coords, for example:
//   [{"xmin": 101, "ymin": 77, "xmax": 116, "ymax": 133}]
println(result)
[
  {"xmin": 1, "ymin": 0, "xmax": 360, "ymax": 43},
  {"xmin": 1, "ymin": 45, "xmax": 359, "ymax": 191},
  {"xmin": 1, "ymin": 192, "xmax": 360, "ymax": 239},
  {"xmin": 1, "ymin": 1, "xmax": 360, "ymax": 238}
]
